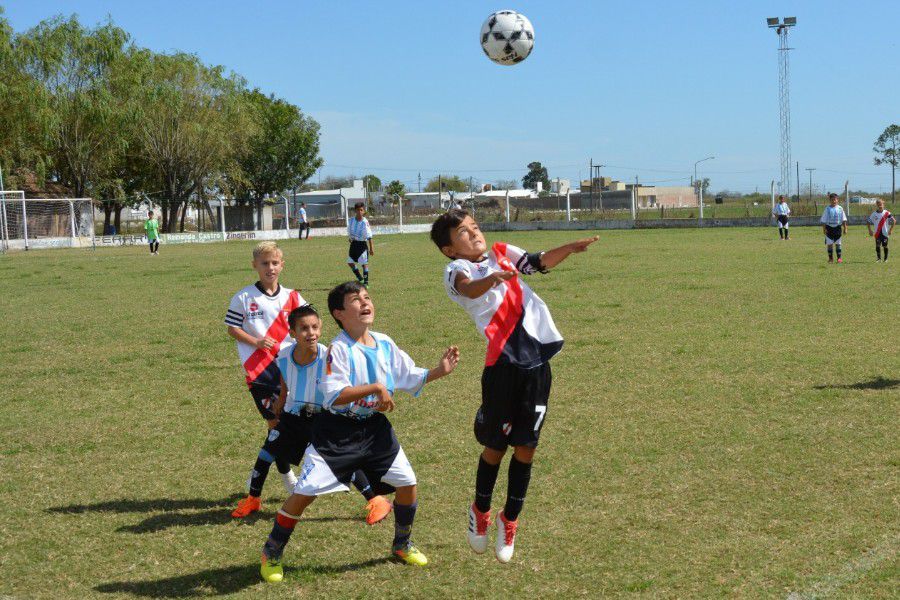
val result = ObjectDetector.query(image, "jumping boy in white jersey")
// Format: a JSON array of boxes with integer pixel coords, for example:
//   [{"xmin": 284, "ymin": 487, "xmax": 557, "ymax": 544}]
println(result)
[
  {"xmin": 265, "ymin": 304, "xmax": 392, "ymax": 525},
  {"xmin": 259, "ymin": 281, "xmax": 460, "ymax": 583},
  {"xmin": 867, "ymin": 199, "xmax": 895, "ymax": 262},
  {"xmin": 821, "ymin": 193, "xmax": 848, "ymax": 263},
  {"xmin": 773, "ymin": 195, "xmax": 791, "ymax": 240},
  {"xmin": 225, "ymin": 242, "xmax": 304, "ymax": 517},
  {"xmin": 430, "ymin": 209, "xmax": 598, "ymax": 563},
  {"xmin": 347, "ymin": 203, "xmax": 374, "ymax": 285}
]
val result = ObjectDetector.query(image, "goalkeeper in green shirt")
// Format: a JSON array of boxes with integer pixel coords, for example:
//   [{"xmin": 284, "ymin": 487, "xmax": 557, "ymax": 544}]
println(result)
[{"xmin": 145, "ymin": 211, "xmax": 160, "ymax": 255}]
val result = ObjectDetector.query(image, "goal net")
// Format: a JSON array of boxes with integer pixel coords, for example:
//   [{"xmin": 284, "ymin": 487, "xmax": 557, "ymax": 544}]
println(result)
[{"xmin": 0, "ymin": 193, "xmax": 96, "ymax": 251}]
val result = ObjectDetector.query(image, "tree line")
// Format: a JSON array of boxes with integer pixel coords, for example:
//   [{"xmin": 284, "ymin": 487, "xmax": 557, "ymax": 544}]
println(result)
[{"xmin": 0, "ymin": 10, "xmax": 322, "ymax": 232}]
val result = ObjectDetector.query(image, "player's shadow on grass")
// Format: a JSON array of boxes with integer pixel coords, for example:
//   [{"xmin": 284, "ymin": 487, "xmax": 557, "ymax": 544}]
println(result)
[
  {"xmin": 47, "ymin": 494, "xmax": 244, "ymax": 514},
  {"xmin": 118, "ymin": 509, "xmax": 360, "ymax": 534},
  {"xmin": 813, "ymin": 376, "xmax": 900, "ymax": 391},
  {"xmin": 95, "ymin": 558, "xmax": 393, "ymax": 597}
]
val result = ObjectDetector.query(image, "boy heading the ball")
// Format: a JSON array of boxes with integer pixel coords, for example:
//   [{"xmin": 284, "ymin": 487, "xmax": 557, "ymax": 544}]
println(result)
[
  {"xmin": 225, "ymin": 241, "xmax": 303, "ymax": 517},
  {"xmin": 430, "ymin": 209, "xmax": 598, "ymax": 563},
  {"xmin": 259, "ymin": 281, "xmax": 460, "ymax": 583}
]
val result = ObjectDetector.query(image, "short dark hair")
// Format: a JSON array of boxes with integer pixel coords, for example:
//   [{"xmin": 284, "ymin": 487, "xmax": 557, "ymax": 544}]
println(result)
[
  {"xmin": 430, "ymin": 208, "xmax": 470, "ymax": 250},
  {"xmin": 300, "ymin": 202, "xmax": 306, "ymax": 207},
  {"xmin": 148, "ymin": 210, "xmax": 154, "ymax": 215},
  {"xmin": 353, "ymin": 202, "xmax": 365, "ymax": 210},
  {"xmin": 288, "ymin": 304, "xmax": 319, "ymax": 330},
  {"xmin": 829, "ymin": 192, "xmax": 839, "ymax": 200},
  {"xmin": 327, "ymin": 281, "xmax": 367, "ymax": 330}
]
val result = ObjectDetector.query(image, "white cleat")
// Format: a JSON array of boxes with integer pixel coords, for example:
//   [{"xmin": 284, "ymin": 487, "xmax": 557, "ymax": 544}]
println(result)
[
  {"xmin": 281, "ymin": 469, "xmax": 298, "ymax": 495},
  {"xmin": 495, "ymin": 511, "xmax": 518, "ymax": 563},
  {"xmin": 467, "ymin": 504, "xmax": 491, "ymax": 554}
]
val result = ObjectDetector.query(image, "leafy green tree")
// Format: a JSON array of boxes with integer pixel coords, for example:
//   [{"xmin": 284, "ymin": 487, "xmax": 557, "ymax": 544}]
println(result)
[
  {"xmin": 385, "ymin": 179, "xmax": 405, "ymax": 200},
  {"xmin": 522, "ymin": 161, "xmax": 550, "ymax": 191},
  {"xmin": 135, "ymin": 52, "xmax": 250, "ymax": 232},
  {"xmin": 874, "ymin": 124, "xmax": 899, "ymax": 203},
  {"xmin": 362, "ymin": 174, "xmax": 381, "ymax": 192},
  {"xmin": 425, "ymin": 175, "xmax": 467, "ymax": 193},
  {"xmin": 15, "ymin": 16, "xmax": 131, "ymax": 203},
  {"xmin": 235, "ymin": 90, "xmax": 322, "ymax": 226}
]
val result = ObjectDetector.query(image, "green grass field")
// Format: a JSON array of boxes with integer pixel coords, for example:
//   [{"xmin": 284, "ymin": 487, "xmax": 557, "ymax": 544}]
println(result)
[{"xmin": 1, "ymin": 226, "xmax": 897, "ymax": 599}]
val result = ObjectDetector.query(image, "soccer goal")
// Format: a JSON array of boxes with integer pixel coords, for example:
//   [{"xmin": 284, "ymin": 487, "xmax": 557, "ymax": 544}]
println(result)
[{"xmin": 0, "ymin": 193, "xmax": 96, "ymax": 251}]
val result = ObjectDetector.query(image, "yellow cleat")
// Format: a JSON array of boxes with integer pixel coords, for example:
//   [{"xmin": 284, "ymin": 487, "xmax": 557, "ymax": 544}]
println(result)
[
  {"xmin": 392, "ymin": 543, "xmax": 428, "ymax": 566},
  {"xmin": 260, "ymin": 555, "xmax": 284, "ymax": 583}
]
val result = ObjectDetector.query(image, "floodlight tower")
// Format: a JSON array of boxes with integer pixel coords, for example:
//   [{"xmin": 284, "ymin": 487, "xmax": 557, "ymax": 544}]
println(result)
[{"xmin": 767, "ymin": 17, "xmax": 796, "ymax": 197}]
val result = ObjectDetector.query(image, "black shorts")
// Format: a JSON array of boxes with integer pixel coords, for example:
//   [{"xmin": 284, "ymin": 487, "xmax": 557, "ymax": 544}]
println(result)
[
  {"xmin": 476, "ymin": 361, "xmax": 552, "ymax": 451},
  {"xmin": 825, "ymin": 225, "xmax": 843, "ymax": 242},
  {"xmin": 311, "ymin": 411, "xmax": 399, "ymax": 493},
  {"xmin": 262, "ymin": 411, "xmax": 316, "ymax": 465},
  {"xmin": 876, "ymin": 235, "xmax": 889, "ymax": 247},
  {"xmin": 348, "ymin": 240, "xmax": 368, "ymax": 263},
  {"xmin": 249, "ymin": 384, "xmax": 279, "ymax": 421},
  {"xmin": 777, "ymin": 215, "xmax": 788, "ymax": 226}
]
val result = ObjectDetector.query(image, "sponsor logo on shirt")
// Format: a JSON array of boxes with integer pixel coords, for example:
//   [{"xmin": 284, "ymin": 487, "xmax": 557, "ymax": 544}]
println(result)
[{"xmin": 247, "ymin": 301, "xmax": 264, "ymax": 318}]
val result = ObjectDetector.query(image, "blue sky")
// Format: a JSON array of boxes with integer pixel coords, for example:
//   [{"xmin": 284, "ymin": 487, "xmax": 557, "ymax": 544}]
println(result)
[{"xmin": 4, "ymin": 1, "xmax": 898, "ymax": 193}]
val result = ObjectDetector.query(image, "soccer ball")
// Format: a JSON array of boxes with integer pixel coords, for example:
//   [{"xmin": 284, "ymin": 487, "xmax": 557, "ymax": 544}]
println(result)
[{"xmin": 480, "ymin": 10, "xmax": 534, "ymax": 65}]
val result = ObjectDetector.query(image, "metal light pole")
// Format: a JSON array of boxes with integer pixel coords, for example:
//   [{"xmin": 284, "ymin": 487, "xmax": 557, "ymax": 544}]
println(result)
[
  {"xmin": 694, "ymin": 156, "xmax": 714, "ymax": 219},
  {"xmin": 805, "ymin": 167, "xmax": 815, "ymax": 203},
  {"xmin": 767, "ymin": 17, "xmax": 796, "ymax": 196}
]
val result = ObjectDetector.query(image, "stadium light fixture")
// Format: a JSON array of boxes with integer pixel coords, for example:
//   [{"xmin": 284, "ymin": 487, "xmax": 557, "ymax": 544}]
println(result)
[
  {"xmin": 767, "ymin": 17, "xmax": 779, "ymax": 27},
  {"xmin": 784, "ymin": 17, "xmax": 797, "ymax": 26}
]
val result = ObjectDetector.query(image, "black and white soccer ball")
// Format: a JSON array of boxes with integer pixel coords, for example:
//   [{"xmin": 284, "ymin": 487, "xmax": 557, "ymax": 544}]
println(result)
[{"xmin": 480, "ymin": 10, "xmax": 534, "ymax": 66}]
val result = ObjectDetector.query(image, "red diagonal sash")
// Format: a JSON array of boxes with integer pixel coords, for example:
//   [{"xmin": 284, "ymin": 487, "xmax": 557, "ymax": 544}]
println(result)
[
  {"xmin": 244, "ymin": 290, "xmax": 301, "ymax": 384},
  {"xmin": 484, "ymin": 242, "xmax": 524, "ymax": 366},
  {"xmin": 876, "ymin": 211, "xmax": 891, "ymax": 239}
]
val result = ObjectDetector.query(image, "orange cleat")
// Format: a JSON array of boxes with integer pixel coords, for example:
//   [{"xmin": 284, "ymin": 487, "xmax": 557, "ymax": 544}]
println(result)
[
  {"xmin": 231, "ymin": 495, "xmax": 261, "ymax": 518},
  {"xmin": 365, "ymin": 495, "xmax": 393, "ymax": 525}
]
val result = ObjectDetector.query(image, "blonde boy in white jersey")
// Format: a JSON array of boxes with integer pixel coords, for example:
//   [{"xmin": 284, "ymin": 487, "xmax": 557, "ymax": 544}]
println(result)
[
  {"xmin": 867, "ymin": 199, "xmax": 895, "ymax": 262},
  {"xmin": 225, "ymin": 242, "xmax": 304, "ymax": 517},
  {"xmin": 430, "ymin": 209, "xmax": 598, "ymax": 563}
]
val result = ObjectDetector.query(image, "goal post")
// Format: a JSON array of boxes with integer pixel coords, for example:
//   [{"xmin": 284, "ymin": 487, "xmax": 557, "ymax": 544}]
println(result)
[{"xmin": 0, "ymin": 193, "xmax": 96, "ymax": 251}]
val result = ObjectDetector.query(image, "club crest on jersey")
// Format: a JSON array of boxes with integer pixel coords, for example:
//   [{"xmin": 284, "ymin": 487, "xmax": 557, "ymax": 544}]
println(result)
[
  {"xmin": 501, "ymin": 422, "xmax": 512, "ymax": 435},
  {"xmin": 476, "ymin": 264, "xmax": 489, "ymax": 276}
]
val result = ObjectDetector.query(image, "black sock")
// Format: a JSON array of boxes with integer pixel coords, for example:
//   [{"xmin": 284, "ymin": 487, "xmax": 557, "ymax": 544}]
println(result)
[
  {"xmin": 784, "ymin": 229, "xmax": 789, "ymax": 239},
  {"xmin": 474, "ymin": 456, "xmax": 501, "ymax": 513},
  {"xmin": 877, "ymin": 245, "xmax": 882, "ymax": 260},
  {"xmin": 392, "ymin": 502, "xmax": 417, "ymax": 548},
  {"xmin": 263, "ymin": 512, "xmax": 298, "ymax": 560},
  {"xmin": 883, "ymin": 246, "xmax": 888, "ymax": 261},
  {"xmin": 249, "ymin": 447, "xmax": 276, "ymax": 497},
  {"xmin": 352, "ymin": 470, "xmax": 375, "ymax": 501},
  {"xmin": 828, "ymin": 247, "xmax": 833, "ymax": 259},
  {"xmin": 779, "ymin": 229, "xmax": 784, "ymax": 239},
  {"xmin": 350, "ymin": 265, "xmax": 362, "ymax": 281},
  {"xmin": 836, "ymin": 245, "xmax": 842, "ymax": 259},
  {"xmin": 363, "ymin": 267, "xmax": 369, "ymax": 284},
  {"xmin": 503, "ymin": 456, "xmax": 532, "ymax": 521}
]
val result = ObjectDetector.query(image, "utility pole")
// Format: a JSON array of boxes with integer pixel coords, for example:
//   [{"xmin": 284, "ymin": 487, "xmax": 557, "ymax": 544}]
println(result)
[
  {"xmin": 805, "ymin": 167, "xmax": 816, "ymax": 203},
  {"xmin": 795, "ymin": 161, "xmax": 800, "ymax": 201},
  {"xmin": 417, "ymin": 172, "xmax": 421, "ymax": 193}
]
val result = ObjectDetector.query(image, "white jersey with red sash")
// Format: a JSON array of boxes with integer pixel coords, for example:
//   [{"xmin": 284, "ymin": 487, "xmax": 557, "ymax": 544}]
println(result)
[
  {"xmin": 225, "ymin": 283, "xmax": 304, "ymax": 387},
  {"xmin": 443, "ymin": 242, "xmax": 563, "ymax": 369},
  {"xmin": 868, "ymin": 209, "xmax": 894, "ymax": 238}
]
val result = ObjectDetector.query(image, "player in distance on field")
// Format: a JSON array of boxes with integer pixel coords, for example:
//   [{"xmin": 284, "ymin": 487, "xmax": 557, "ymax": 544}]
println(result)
[
  {"xmin": 225, "ymin": 242, "xmax": 303, "ymax": 517},
  {"xmin": 821, "ymin": 194, "xmax": 848, "ymax": 263},
  {"xmin": 145, "ymin": 210, "xmax": 160, "ymax": 255},
  {"xmin": 347, "ymin": 203, "xmax": 374, "ymax": 285},
  {"xmin": 297, "ymin": 202, "xmax": 310, "ymax": 240},
  {"xmin": 268, "ymin": 304, "xmax": 392, "ymax": 523},
  {"xmin": 259, "ymin": 282, "xmax": 460, "ymax": 582},
  {"xmin": 430, "ymin": 209, "xmax": 598, "ymax": 563},
  {"xmin": 867, "ymin": 199, "xmax": 895, "ymax": 262},
  {"xmin": 772, "ymin": 195, "xmax": 791, "ymax": 240}
]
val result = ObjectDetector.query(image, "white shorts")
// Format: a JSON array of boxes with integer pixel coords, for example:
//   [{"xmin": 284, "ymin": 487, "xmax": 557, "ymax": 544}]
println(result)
[
  {"xmin": 825, "ymin": 236, "xmax": 843, "ymax": 245},
  {"xmin": 293, "ymin": 444, "xmax": 416, "ymax": 496}
]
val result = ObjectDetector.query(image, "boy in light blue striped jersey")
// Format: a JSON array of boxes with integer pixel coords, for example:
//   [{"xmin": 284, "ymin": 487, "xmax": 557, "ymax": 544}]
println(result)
[{"xmin": 347, "ymin": 203, "xmax": 374, "ymax": 284}]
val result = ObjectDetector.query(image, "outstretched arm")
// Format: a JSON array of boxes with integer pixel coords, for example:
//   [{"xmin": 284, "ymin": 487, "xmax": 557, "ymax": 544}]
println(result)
[
  {"xmin": 454, "ymin": 270, "xmax": 516, "ymax": 299},
  {"xmin": 425, "ymin": 346, "xmax": 460, "ymax": 384},
  {"xmin": 539, "ymin": 236, "xmax": 600, "ymax": 270}
]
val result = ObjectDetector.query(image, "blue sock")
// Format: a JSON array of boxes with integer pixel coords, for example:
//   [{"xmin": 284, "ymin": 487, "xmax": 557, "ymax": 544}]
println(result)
[{"xmin": 392, "ymin": 502, "xmax": 417, "ymax": 548}]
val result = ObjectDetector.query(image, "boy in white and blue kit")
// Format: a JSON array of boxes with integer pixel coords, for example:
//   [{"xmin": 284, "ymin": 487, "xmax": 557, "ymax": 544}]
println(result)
[
  {"xmin": 773, "ymin": 195, "xmax": 791, "ymax": 240},
  {"xmin": 821, "ymin": 193, "xmax": 848, "ymax": 263},
  {"xmin": 259, "ymin": 282, "xmax": 460, "ymax": 583},
  {"xmin": 347, "ymin": 203, "xmax": 374, "ymax": 284}
]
